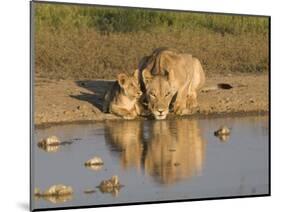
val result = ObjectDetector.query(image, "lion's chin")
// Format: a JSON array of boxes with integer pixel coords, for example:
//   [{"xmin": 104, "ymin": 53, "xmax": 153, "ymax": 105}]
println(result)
[{"xmin": 154, "ymin": 114, "xmax": 167, "ymax": 120}]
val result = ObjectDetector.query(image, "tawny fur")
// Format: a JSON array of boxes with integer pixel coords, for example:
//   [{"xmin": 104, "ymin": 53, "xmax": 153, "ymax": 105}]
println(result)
[
  {"xmin": 139, "ymin": 48, "xmax": 206, "ymax": 119},
  {"xmin": 103, "ymin": 70, "xmax": 147, "ymax": 119}
]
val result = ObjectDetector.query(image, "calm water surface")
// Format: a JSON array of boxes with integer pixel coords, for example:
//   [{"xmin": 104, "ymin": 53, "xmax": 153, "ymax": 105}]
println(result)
[{"xmin": 32, "ymin": 116, "xmax": 269, "ymax": 210}]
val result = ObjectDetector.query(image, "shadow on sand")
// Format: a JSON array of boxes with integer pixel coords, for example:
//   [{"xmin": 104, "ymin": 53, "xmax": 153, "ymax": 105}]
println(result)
[{"xmin": 71, "ymin": 80, "xmax": 115, "ymax": 111}]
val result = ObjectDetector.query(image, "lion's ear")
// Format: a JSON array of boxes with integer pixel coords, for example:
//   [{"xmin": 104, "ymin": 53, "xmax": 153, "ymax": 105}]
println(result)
[
  {"xmin": 117, "ymin": 73, "xmax": 128, "ymax": 87},
  {"xmin": 133, "ymin": 69, "xmax": 139, "ymax": 80},
  {"xmin": 142, "ymin": 69, "xmax": 153, "ymax": 84}
]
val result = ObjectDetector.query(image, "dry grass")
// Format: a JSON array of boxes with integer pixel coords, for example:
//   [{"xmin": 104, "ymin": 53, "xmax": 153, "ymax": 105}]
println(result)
[{"xmin": 34, "ymin": 3, "xmax": 269, "ymax": 80}]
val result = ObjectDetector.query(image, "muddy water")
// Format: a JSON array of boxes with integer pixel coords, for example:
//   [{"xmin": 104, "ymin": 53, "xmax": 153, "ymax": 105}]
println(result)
[{"xmin": 32, "ymin": 116, "xmax": 269, "ymax": 210}]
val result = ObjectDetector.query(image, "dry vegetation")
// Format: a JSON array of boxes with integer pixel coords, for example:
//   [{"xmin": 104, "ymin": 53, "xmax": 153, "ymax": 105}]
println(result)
[{"xmin": 34, "ymin": 3, "xmax": 269, "ymax": 80}]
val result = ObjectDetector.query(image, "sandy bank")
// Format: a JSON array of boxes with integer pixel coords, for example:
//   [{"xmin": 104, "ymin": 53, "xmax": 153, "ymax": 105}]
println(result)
[{"xmin": 34, "ymin": 74, "xmax": 269, "ymax": 127}]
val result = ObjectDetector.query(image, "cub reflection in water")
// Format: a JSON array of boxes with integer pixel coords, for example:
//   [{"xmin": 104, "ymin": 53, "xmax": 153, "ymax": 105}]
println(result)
[
  {"xmin": 104, "ymin": 119, "xmax": 206, "ymax": 184},
  {"xmin": 104, "ymin": 121, "xmax": 144, "ymax": 170}
]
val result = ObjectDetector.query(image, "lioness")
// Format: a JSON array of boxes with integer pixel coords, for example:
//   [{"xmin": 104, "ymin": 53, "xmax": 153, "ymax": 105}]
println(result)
[
  {"xmin": 103, "ymin": 70, "xmax": 144, "ymax": 119},
  {"xmin": 139, "ymin": 48, "xmax": 205, "ymax": 120}
]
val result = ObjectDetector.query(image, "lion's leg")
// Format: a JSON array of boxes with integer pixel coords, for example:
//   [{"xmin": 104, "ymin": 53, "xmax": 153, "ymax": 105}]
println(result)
[
  {"xmin": 173, "ymin": 86, "xmax": 189, "ymax": 115},
  {"xmin": 185, "ymin": 82, "xmax": 199, "ymax": 114},
  {"xmin": 174, "ymin": 82, "xmax": 199, "ymax": 116},
  {"xmin": 110, "ymin": 104, "xmax": 137, "ymax": 120},
  {"xmin": 186, "ymin": 91, "xmax": 198, "ymax": 109},
  {"xmin": 184, "ymin": 57, "xmax": 204, "ymax": 112}
]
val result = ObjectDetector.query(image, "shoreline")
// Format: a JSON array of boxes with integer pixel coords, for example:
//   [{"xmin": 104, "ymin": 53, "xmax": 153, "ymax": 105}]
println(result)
[
  {"xmin": 34, "ymin": 110, "xmax": 269, "ymax": 129},
  {"xmin": 34, "ymin": 74, "xmax": 269, "ymax": 129}
]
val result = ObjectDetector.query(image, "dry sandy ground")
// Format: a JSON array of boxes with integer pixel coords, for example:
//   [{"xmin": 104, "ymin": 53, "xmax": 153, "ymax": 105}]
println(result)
[{"xmin": 34, "ymin": 74, "xmax": 269, "ymax": 127}]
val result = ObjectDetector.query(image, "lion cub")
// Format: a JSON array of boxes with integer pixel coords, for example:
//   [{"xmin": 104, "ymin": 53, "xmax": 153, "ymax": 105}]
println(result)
[{"xmin": 103, "ymin": 70, "xmax": 144, "ymax": 119}]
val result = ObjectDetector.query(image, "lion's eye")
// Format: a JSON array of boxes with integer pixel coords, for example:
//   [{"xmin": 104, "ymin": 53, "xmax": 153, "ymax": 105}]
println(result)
[
  {"xmin": 165, "ymin": 92, "xmax": 171, "ymax": 97},
  {"xmin": 150, "ymin": 93, "xmax": 156, "ymax": 98}
]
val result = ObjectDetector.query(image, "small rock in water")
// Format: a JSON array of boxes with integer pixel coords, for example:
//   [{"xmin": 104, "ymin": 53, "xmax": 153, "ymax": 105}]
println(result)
[
  {"xmin": 38, "ymin": 136, "xmax": 60, "ymax": 146},
  {"xmin": 214, "ymin": 126, "xmax": 231, "ymax": 136},
  {"xmin": 34, "ymin": 184, "xmax": 73, "ymax": 204},
  {"xmin": 46, "ymin": 184, "xmax": 73, "ymax": 196},
  {"xmin": 84, "ymin": 157, "xmax": 104, "ymax": 170},
  {"xmin": 214, "ymin": 126, "xmax": 231, "ymax": 142},
  {"xmin": 97, "ymin": 176, "xmax": 123, "ymax": 197},
  {"xmin": 37, "ymin": 136, "xmax": 60, "ymax": 152},
  {"xmin": 99, "ymin": 175, "xmax": 120, "ymax": 188}
]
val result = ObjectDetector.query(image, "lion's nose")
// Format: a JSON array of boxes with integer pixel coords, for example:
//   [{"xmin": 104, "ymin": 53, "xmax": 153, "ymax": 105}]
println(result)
[{"xmin": 158, "ymin": 108, "xmax": 164, "ymax": 114}]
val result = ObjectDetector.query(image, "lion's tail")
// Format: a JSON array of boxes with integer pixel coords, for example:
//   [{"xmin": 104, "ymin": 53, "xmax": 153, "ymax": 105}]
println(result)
[{"xmin": 200, "ymin": 83, "xmax": 234, "ymax": 92}]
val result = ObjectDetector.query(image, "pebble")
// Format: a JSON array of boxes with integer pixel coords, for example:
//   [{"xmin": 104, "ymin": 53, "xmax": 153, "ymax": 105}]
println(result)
[
  {"xmin": 97, "ymin": 176, "xmax": 123, "ymax": 197},
  {"xmin": 98, "ymin": 176, "xmax": 121, "ymax": 189},
  {"xmin": 84, "ymin": 157, "xmax": 104, "ymax": 170},
  {"xmin": 35, "ymin": 184, "xmax": 73, "ymax": 197},
  {"xmin": 214, "ymin": 126, "xmax": 231, "ymax": 136},
  {"xmin": 38, "ymin": 136, "xmax": 60, "ymax": 147}
]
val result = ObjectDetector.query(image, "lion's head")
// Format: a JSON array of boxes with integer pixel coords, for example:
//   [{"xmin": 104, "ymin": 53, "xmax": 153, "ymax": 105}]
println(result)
[
  {"xmin": 142, "ymin": 69, "xmax": 176, "ymax": 120},
  {"xmin": 117, "ymin": 69, "xmax": 142, "ymax": 100}
]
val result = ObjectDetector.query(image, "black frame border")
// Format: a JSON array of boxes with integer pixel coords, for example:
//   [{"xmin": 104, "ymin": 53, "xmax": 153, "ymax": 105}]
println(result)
[{"xmin": 30, "ymin": 0, "xmax": 271, "ymax": 211}]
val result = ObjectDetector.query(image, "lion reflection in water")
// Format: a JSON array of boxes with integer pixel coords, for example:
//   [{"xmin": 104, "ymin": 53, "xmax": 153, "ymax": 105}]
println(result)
[{"xmin": 104, "ymin": 119, "xmax": 206, "ymax": 184}]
